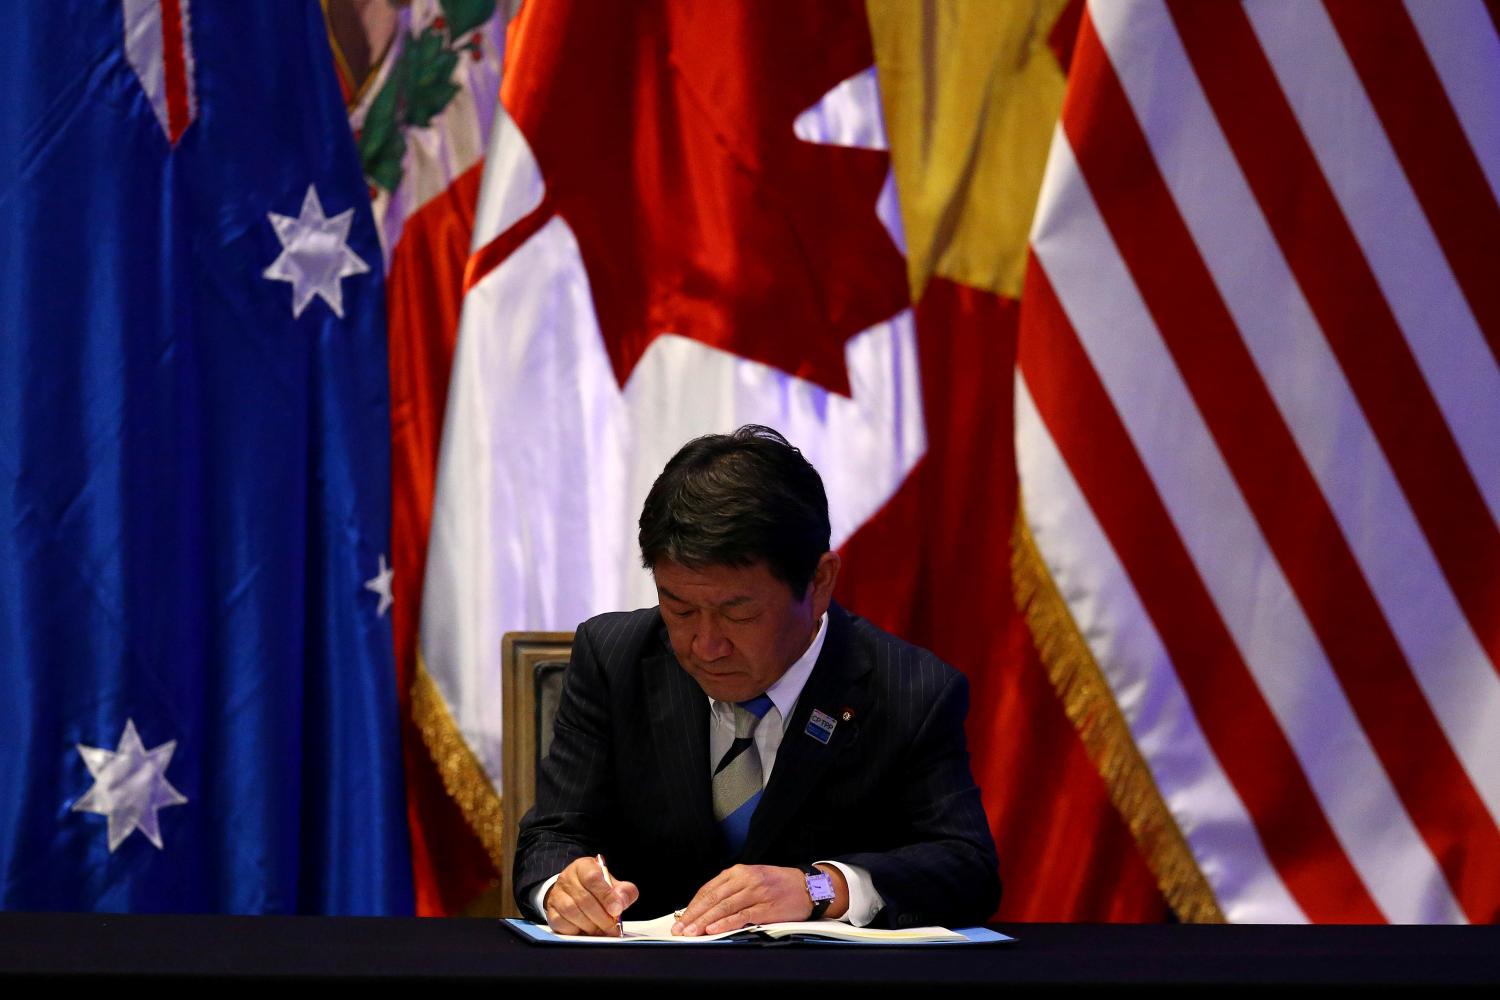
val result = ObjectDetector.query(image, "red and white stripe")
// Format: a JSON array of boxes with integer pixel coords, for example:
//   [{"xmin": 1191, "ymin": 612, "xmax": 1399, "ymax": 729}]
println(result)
[
  {"xmin": 122, "ymin": 0, "xmax": 195, "ymax": 145},
  {"xmin": 1018, "ymin": 0, "xmax": 1500, "ymax": 923},
  {"xmin": 344, "ymin": 0, "xmax": 512, "ymax": 914}
]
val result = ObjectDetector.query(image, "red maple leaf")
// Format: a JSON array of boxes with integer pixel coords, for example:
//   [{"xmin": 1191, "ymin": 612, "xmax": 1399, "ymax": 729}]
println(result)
[{"xmin": 498, "ymin": 0, "xmax": 909, "ymax": 395}]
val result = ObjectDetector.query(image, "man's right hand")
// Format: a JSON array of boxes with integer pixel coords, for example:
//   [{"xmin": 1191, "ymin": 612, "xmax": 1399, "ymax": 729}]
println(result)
[{"xmin": 543, "ymin": 857, "xmax": 640, "ymax": 936}]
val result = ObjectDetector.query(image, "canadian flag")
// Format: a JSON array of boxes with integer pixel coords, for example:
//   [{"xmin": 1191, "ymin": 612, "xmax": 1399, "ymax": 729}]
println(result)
[{"xmin": 420, "ymin": 0, "xmax": 1167, "ymax": 921}]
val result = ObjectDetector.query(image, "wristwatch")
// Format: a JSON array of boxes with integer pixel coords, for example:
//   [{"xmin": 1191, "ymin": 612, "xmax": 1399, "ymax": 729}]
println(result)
[{"xmin": 801, "ymin": 864, "xmax": 836, "ymax": 920}]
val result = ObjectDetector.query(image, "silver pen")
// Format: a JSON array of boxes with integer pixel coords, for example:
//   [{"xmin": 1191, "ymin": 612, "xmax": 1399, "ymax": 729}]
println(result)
[{"xmin": 596, "ymin": 853, "xmax": 623, "ymax": 936}]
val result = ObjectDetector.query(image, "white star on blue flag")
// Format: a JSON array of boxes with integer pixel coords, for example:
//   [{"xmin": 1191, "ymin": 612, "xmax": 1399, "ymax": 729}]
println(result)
[
  {"xmin": 72, "ymin": 719, "xmax": 189, "ymax": 852},
  {"xmin": 263, "ymin": 184, "xmax": 370, "ymax": 319}
]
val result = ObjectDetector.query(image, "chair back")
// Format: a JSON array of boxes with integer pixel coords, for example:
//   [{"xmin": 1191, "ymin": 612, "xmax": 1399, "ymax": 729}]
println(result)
[{"xmin": 499, "ymin": 630, "xmax": 574, "ymax": 917}]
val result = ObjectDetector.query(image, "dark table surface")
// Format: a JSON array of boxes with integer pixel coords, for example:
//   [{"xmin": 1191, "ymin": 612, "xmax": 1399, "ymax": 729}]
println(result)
[{"xmin": 1, "ymin": 913, "xmax": 1496, "ymax": 990}]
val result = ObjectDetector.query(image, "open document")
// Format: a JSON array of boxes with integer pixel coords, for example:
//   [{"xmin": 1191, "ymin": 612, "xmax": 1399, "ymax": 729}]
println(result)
[{"xmin": 504, "ymin": 913, "xmax": 1014, "ymax": 946}]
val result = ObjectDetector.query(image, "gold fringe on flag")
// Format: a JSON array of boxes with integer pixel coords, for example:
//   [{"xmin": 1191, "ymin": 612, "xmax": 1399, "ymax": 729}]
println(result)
[
  {"xmin": 1011, "ymin": 504, "xmax": 1226, "ymax": 923},
  {"xmin": 412, "ymin": 651, "xmax": 507, "ymax": 876}
]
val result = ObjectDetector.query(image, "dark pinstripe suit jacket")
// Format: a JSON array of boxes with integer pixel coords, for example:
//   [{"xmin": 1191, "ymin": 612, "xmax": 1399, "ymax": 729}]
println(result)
[{"xmin": 513, "ymin": 603, "xmax": 1001, "ymax": 928}]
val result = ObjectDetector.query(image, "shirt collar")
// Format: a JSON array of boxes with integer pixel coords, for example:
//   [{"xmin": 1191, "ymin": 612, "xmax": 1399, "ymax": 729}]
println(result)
[{"xmin": 709, "ymin": 612, "xmax": 829, "ymax": 721}]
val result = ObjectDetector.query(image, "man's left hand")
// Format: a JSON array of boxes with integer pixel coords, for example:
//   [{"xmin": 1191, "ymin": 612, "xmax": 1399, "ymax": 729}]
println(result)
[{"xmin": 673, "ymin": 864, "xmax": 849, "ymax": 936}]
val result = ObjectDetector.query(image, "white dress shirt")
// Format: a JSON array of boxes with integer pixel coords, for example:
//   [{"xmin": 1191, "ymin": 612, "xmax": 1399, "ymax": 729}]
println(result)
[{"xmin": 533, "ymin": 612, "xmax": 887, "ymax": 926}]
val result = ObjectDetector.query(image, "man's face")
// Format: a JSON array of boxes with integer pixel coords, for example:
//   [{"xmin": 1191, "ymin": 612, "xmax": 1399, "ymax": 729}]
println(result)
[{"xmin": 653, "ymin": 553, "xmax": 839, "ymax": 703}]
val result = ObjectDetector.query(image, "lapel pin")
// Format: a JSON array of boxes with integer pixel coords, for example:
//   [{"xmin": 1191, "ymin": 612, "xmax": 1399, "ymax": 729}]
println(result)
[
  {"xmin": 840, "ymin": 708, "xmax": 854, "ymax": 722},
  {"xmin": 805, "ymin": 708, "xmax": 837, "ymax": 745}
]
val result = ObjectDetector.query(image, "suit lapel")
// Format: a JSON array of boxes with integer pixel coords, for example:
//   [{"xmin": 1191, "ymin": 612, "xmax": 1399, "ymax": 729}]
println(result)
[
  {"xmin": 640, "ymin": 627, "xmax": 720, "ymax": 866},
  {"xmin": 741, "ymin": 605, "xmax": 872, "ymax": 862}
]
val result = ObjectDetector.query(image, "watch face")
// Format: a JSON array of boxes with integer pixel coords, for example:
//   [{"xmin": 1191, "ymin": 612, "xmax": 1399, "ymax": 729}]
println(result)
[{"xmin": 806, "ymin": 872, "xmax": 836, "ymax": 902}]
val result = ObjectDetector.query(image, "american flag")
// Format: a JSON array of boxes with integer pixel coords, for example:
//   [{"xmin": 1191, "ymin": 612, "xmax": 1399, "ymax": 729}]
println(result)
[{"xmin": 1018, "ymin": 0, "xmax": 1500, "ymax": 922}]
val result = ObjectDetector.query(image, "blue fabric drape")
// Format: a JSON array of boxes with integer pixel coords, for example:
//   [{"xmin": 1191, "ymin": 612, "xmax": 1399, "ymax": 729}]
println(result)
[{"xmin": 0, "ymin": 1, "xmax": 413, "ymax": 914}]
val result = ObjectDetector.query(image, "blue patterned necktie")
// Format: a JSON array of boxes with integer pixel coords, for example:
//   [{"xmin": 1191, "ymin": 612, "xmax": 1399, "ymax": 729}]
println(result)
[{"xmin": 712, "ymin": 694, "xmax": 774, "ymax": 857}]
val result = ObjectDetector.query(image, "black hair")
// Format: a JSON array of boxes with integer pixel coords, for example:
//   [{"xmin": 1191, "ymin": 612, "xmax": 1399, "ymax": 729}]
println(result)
[{"xmin": 638, "ymin": 425, "xmax": 830, "ymax": 596}]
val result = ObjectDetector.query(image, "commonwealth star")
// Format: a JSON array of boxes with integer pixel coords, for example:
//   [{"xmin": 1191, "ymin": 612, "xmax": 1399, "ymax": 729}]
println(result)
[
  {"xmin": 263, "ymin": 184, "xmax": 370, "ymax": 319},
  {"xmin": 72, "ymin": 719, "xmax": 189, "ymax": 852}
]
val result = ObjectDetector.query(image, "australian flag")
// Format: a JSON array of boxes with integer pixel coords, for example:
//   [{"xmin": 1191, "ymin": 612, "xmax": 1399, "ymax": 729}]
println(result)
[{"xmin": 0, "ymin": 2, "xmax": 413, "ymax": 913}]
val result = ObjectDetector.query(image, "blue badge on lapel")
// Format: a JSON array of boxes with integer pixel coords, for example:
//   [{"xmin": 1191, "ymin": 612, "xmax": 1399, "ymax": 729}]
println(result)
[{"xmin": 805, "ymin": 708, "xmax": 837, "ymax": 745}]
